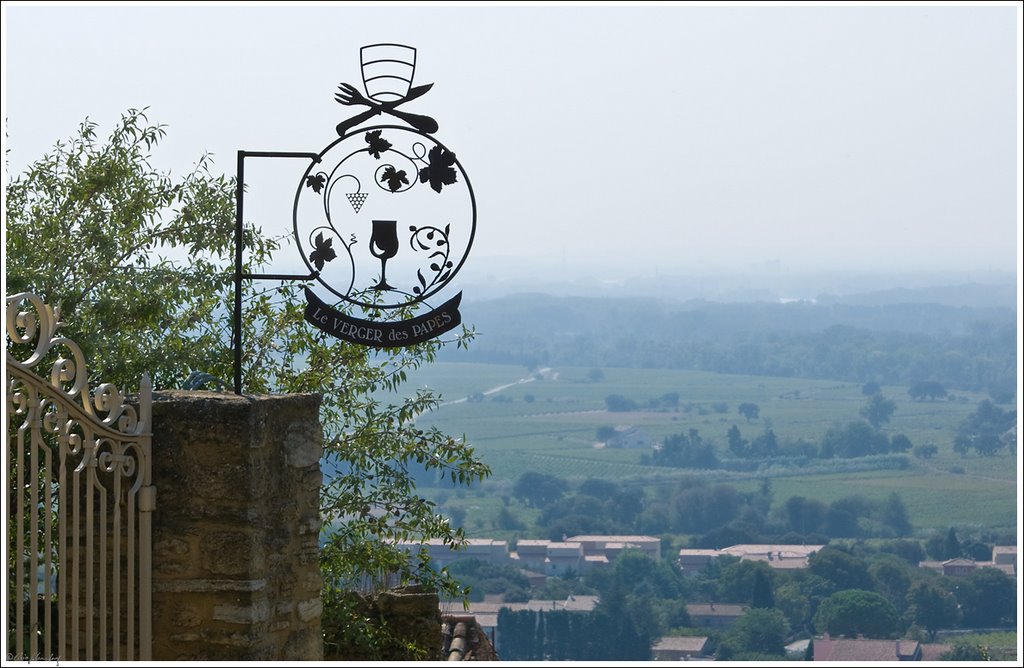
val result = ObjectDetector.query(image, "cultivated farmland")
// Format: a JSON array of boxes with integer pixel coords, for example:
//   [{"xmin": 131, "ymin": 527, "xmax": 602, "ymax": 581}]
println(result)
[{"xmin": 397, "ymin": 362, "xmax": 1017, "ymax": 533}]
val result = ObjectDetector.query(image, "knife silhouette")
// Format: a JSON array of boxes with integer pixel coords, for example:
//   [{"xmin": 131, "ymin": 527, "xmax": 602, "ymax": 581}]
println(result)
[{"xmin": 335, "ymin": 83, "xmax": 439, "ymax": 136}]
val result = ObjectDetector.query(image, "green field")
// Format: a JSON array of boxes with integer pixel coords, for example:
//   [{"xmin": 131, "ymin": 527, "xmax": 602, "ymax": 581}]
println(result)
[{"xmin": 392, "ymin": 362, "xmax": 1017, "ymax": 533}]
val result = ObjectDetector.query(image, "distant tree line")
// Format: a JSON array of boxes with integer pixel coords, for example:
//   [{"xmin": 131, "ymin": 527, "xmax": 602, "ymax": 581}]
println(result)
[
  {"xmin": 443, "ymin": 296, "xmax": 1016, "ymax": 400},
  {"xmin": 641, "ymin": 396, "xmax": 1013, "ymax": 470},
  {"xmin": 646, "ymin": 420, "xmax": 912, "ymax": 470},
  {"xmin": 510, "ymin": 472, "xmax": 915, "ymax": 545}
]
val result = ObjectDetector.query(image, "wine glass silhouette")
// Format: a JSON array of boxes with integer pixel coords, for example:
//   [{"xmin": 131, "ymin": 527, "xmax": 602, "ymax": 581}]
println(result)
[{"xmin": 369, "ymin": 219, "xmax": 399, "ymax": 290}]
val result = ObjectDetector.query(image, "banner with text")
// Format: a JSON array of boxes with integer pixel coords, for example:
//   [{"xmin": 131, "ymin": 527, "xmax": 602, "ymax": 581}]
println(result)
[{"xmin": 304, "ymin": 287, "xmax": 462, "ymax": 347}]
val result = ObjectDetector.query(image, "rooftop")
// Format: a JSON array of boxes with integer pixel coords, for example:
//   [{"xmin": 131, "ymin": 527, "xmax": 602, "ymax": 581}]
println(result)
[
  {"xmin": 652, "ymin": 636, "xmax": 709, "ymax": 652},
  {"xmin": 566, "ymin": 534, "xmax": 659, "ymax": 543},
  {"xmin": 720, "ymin": 543, "xmax": 824, "ymax": 557},
  {"xmin": 814, "ymin": 637, "xmax": 920, "ymax": 662},
  {"xmin": 686, "ymin": 603, "xmax": 747, "ymax": 617}
]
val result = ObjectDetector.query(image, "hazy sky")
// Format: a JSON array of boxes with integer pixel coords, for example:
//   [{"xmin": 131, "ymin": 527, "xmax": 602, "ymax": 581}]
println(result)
[{"xmin": 3, "ymin": 3, "xmax": 1021, "ymax": 282}]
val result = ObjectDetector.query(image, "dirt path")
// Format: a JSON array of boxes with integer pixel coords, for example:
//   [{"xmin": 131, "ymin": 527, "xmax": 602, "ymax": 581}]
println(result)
[{"xmin": 441, "ymin": 367, "xmax": 554, "ymax": 406}]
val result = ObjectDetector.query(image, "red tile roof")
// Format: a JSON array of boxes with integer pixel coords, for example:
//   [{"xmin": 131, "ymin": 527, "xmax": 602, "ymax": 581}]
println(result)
[{"xmin": 813, "ymin": 637, "xmax": 920, "ymax": 661}]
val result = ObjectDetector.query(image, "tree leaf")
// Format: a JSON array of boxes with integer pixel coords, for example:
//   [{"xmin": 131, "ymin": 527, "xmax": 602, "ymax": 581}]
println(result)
[{"xmin": 364, "ymin": 129, "xmax": 392, "ymax": 159}]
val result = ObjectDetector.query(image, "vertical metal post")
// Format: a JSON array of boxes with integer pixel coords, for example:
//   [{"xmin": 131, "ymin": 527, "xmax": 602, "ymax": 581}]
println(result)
[
  {"xmin": 234, "ymin": 150, "xmax": 245, "ymax": 395},
  {"xmin": 232, "ymin": 151, "xmax": 320, "ymax": 396}
]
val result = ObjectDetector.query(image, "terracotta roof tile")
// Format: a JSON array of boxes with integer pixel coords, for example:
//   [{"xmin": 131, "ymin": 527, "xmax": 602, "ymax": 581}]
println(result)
[
  {"xmin": 441, "ymin": 614, "xmax": 498, "ymax": 661},
  {"xmin": 653, "ymin": 636, "xmax": 709, "ymax": 652},
  {"xmin": 814, "ymin": 637, "xmax": 920, "ymax": 661}
]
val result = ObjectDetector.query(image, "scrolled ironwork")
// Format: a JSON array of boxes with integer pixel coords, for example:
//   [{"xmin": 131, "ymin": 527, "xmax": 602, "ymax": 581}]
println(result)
[
  {"xmin": 6, "ymin": 291, "xmax": 154, "ymax": 660},
  {"xmin": 6, "ymin": 292, "xmax": 149, "ymax": 437},
  {"xmin": 294, "ymin": 126, "xmax": 475, "ymax": 310}
]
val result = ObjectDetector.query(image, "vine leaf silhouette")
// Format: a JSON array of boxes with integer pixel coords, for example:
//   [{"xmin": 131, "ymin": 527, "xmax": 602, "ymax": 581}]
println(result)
[
  {"xmin": 309, "ymin": 232, "xmax": 337, "ymax": 270},
  {"xmin": 305, "ymin": 173, "xmax": 326, "ymax": 194},
  {"xmin": 381, "ymin": 166, "xmax": 409, "ymax": 192},
  {"xmin": 418, "ymin": 145, "xmax": 458, "ymax": 193},
  {"xmin": 365, "ymin": 130, "xmax": 392, "ymax": 159}
]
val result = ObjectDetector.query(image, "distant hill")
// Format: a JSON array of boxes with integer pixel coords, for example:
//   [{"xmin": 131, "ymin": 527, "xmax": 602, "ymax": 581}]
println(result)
[
  {"xmin": 444, "ymin": 286, "xmax": 1016, "ymax": 397},
  {"xmin": 816, "ymin": 282, "xmax": 1017, "ymax": 309}
]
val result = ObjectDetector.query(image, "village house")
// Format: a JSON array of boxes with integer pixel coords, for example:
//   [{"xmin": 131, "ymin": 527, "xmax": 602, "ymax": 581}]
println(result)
[
  {"xmin": 918, "ymin": 546, "xmax": 1017, "ymax": 578},
  {"xmin": 685, "ymin": 603, "xmax": 747, "ymax": 630},
  {"xmin": 606, "ymin": 426, "xmax": 656, "ymax": 449},
  {"xmin": 677, "ymin": 543, "xmax": 824, "ymax": 576},
  {"xmin": 397, "ymin": 535, "xmax": 661, "ymax": 579},
  {"xmin": 992, "ymin": 544, "xmax": 1017, "ymax": 570},
  {"xmin": 514, "ymin": 539, "xmax": 586, "ymax": 576},
  {"xmin": 813, "ymin": 635, "xmax": 922, "ymax": 662},
  {"xmin": 399, "ymin": 538, "xmax": 511, "ymax": 569},
  {"xmin": 567, "ymin": 534, "xmax": 661, "ymax": 562},
  {"xmin": 651, "ymin": 636, "xmax": 710, "ymax": 661}
]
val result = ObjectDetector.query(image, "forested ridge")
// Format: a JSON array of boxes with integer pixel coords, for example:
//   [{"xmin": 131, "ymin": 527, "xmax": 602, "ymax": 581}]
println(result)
[{"xmin": 444, "ymin": 292, "xmax": 1016, "ymax": 398}]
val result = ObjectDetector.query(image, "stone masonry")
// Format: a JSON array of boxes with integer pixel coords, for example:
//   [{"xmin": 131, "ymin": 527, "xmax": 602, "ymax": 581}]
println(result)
[{"xmin": 148, "ymin": 391, "xmax": 323, "ymax": 661}]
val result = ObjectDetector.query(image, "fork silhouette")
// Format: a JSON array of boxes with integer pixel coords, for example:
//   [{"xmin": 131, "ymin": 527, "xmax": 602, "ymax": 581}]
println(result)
[{"xmin": 335, "ymin": 82, "xmax": 439, "ymax": 136}]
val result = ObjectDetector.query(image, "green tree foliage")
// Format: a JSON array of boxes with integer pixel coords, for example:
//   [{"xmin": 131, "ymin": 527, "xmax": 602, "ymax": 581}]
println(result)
[
  {"xmin": 727, "ymin": 424, "xmax": 748, "ymax": 457},
  {"xmin": 912, "ymin": 442, "xmax": 939, "ymax": 458},
  {"xmin": 813, "ymin": 589, "xmax": 902, "ymax": 638},
  {"xmin": 6, "ymin": 111, "xmax": 490, "ymax": 652},
  {"xmin": 889, "ymin": 433, "xmax": 913, "ymax": 453},
  {"xmin": 737, "ymin": 402, "xmax": 760, "ymax": 422},
  {"xmin": 860, "ymin": 393, "xmax": 896, "ymax": 428},
  {"xmin": 5, "ymin": 110, "xmax": 242, "ymax": 386},
  {"xmin": 750, "ymin": 568, "xmax": 775, "ymax": 609},
  {"xmin": 531, "ymin": 573, "xmax": 596, "ymax": 601},
  {"xmin": 496, "ymin": 608, "xmax": 540, "ymax": 660},
  {"xmin": 867, "ymin": 555, "xmax": 912, "ymax": 611},
  {"xmin": 749, "ymin": 428, "xmax": 779, "ymax": 458},
  {"xmin": 653, "ymin": 429, "xmax": 719, "ymax": 469},
  {"xmin": 878, "ymin": 539, "xmax": 926, "ymax": 565},
  {"xmin": 539, "ymin": 494, "xmax": 608, "ymax": 540},
  {"xmin": 580, "ymin": 549, "xmax": 692, "ymax": 647},
  {"xmin": 578, "ymin": 478, "xmax": 619, "ymax": 499},
  {"xmin": 498, "ymin": 590, "xmax": 656, "ymax": 660},
  {"xmin": 940, "ymin": 641, "xmax": 990, "ymax": 661},
  {"xmin": 722, "ymin": 608, "xmax": 789, "ymax": 657},
  {"xmin": 513, "ymin": 471, "xmax": 568, "ymax": 508},
  {"xmin": 774, "ymin": 581, "xmax": 811, "ymax": 634},
  {"xmin": 908, "ymin": 380, "xmax": 947, "ymax": 401},
  {"xmin": 953, "ymin": 399, "xmax": 1016, "ymax": 456},
  {"xmin": 447, "ymin": 559, "xmax": 531, "ymax": 602},
  {"xmin": 605, "ymin": 393, "xmax": 637, "ymax": 412},
  {"xmin": 495, "ymin": 505, "xmax": 525, "ymax": 531},
  {"xmin": 862, "ymin": 380, "xmax": 882, "ymax": 395},
  {"xmin": 671, "ymin": 483, "xmax": 741, "ymax": 534},
  {"xmin": 808, "ymin": 547, "xmax": 874, "ymax": 591},
  {"xmin": 879, "ymin": 492, "xmax": 913, "ymax": 536},
  {"xmin": 906, "ymin": 580, "xmax": 961, "ymax": 640},
  {"xmin": 784, "ymin": 496, "xmax": 828, "ymax": 535},
  {"xmin": 826, "ymin": 495, "xmax": 873, "ymax": 537},
  {"xmin": 943, "ymin": 527, "xmax": 962, "ymax": 559},
  {"xmin": 586, "ymin": 575, "xmax": 655, "ymax": 661},
  {"xmin": 820, "ymin": 420, "xmax": 893, "ymax": 458},
  {"xmin": 716, "ymin": 559, "xmax": 772, "ymax": 605},
  {"xmin": 956, "ymin": 567, "xmax": 1017, "ymax": 628},
  {"xmin": 534, "ymin": 482, "xmax": 646, "ymax": 538}
]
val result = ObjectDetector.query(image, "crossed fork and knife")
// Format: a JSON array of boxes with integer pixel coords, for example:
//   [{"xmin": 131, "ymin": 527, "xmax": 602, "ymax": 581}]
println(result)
[{"xmin": 335, "ymin": 82, "xmax": 439, "ymax": 136}]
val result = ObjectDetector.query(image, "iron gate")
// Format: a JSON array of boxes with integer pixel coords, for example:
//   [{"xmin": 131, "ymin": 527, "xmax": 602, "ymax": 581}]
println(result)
[{"xmin": 5, "ymin": 292, "xmax": 154, "ymax": 660}]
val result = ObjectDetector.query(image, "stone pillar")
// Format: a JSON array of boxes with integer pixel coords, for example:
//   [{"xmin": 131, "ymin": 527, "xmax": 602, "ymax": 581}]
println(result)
[{"xmin": 148, "ymin": 391, "xmax": 323, "ymax": 661}]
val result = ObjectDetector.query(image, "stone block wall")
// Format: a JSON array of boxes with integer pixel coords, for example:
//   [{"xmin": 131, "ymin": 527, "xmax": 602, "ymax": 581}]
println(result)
[
  {"xmin": 148, "ymin": 391, "xmax": 323, "ymax": 661},
  {"xmin": 322, "ymin": 585, "xmax": 443, "ymax": 661}
]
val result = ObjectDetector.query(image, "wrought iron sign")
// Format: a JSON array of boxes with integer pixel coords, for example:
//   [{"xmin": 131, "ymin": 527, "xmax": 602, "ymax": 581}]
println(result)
[{"xmin": 234, "ymin": 44, "xmax": 476, "ymax": 393}]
